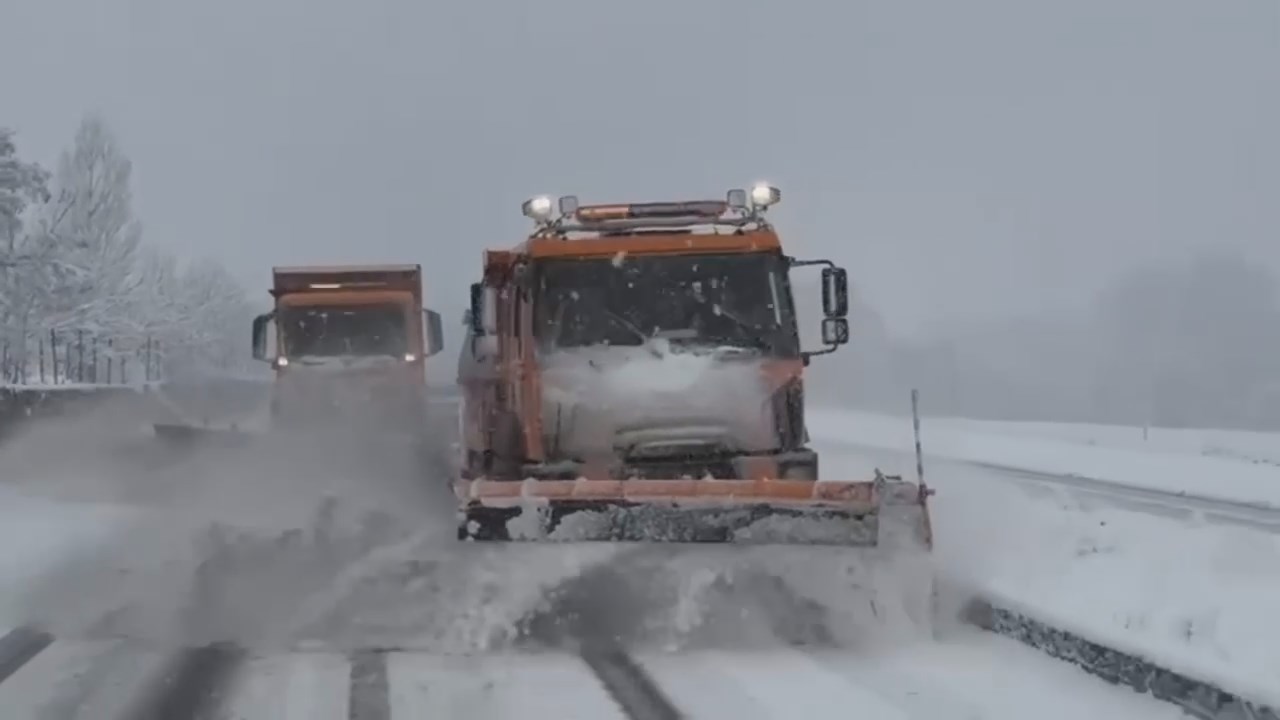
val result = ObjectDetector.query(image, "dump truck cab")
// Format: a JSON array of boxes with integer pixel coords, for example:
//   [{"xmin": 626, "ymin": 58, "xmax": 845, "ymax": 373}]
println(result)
[
  {"xmin": 251, "ymin": 264, "xmax": 444, "ymax": 431},
  {"xmin": 458, "ymin": 185, "xmax": 852, "ymax": 488}
]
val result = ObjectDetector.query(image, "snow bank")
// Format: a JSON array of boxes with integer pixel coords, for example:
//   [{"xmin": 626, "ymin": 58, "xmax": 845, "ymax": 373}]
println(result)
[
  {"xmin": 816, "ymin": 442, "xmax": 1280, "ymax": 710},
  {"xmin": 951, "ymin": 482, "xmax": 1279, "ymax": 707},
  {"xmin": 809, "ymin": 407, "xmax": 1280, "ymax": 508}
]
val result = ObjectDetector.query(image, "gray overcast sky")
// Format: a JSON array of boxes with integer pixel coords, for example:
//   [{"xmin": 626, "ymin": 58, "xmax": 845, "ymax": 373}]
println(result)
[{"xmin": 3, "ymin": 0, "xmax": 1276, "ymax": 338}]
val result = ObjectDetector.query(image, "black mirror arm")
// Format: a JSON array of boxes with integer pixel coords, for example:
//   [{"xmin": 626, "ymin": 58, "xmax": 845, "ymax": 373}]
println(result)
[
  {"xmin": 786, "ymin": 257, "xmax": 837, "ymax": 270},
  {"xmin": 468, "ymin": 283, "xmax": 486, "ymax": 335}
]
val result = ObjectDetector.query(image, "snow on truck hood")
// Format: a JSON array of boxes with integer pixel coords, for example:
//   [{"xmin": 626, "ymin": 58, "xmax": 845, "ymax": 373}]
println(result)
[
  {"xmin": 537, "ymin": 341, "xmax": 776, "ymax": 456},
  {"xmin": 539, "ymin": 341, "xmax": 767, "ymax": 401}
]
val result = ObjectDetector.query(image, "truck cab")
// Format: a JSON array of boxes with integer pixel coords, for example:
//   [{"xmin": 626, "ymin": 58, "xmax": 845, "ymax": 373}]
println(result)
[
  {"xmin": 251, "ymin": 264, "xmax": 444, "ymax": 431},
  {"xmin": 457, "ymin": 185, "xmax": 850, "ymax": 484}
]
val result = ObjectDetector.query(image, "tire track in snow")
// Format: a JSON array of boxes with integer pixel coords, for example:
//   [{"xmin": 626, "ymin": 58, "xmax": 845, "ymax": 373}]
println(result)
[
  {"xmin": 117, "ymin": 641, "xmax": 244, "ymax": 720},
  {"xmin": 0, "ymin": 625, "xmax": 54, "ymax": 685},
  {"xmin": 347, "ymin": 650, "xmax": 390, "ymax": 720},
  {"xmin": 581, "ymin": 643, "xmax": 685, "ymax": 720}
]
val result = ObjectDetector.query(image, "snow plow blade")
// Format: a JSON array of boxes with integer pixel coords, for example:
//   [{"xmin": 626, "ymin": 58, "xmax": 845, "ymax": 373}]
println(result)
[
  {"xmin": 151, "ymin": 422, "xmax": 259, "ymax": 447},
  {"xmin": 455, "ymin": 472, "xmax": 934, "ymax": 547}
]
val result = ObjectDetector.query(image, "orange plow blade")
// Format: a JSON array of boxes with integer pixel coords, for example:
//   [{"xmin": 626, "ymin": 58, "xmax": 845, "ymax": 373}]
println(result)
[{"xmin": 455, "ymin": 472, "xmax": 932, "ymax": 546}]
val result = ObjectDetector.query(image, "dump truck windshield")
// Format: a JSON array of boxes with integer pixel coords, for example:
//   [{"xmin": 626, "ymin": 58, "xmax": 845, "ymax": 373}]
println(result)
[
  {"xmin": 535, "ymin": 252, "xmax": 799, "ymax": 356},
  {"xmin": 280, "ymin": 304, "xmax": 408, "ymax": 357}
]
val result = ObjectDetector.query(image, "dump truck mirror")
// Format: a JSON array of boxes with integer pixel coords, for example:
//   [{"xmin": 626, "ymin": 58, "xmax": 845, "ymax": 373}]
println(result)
[
  {"xmin": 822, "ymin": 267, "xmax": 849, "ymax": 318},
  {"xmin": 424, "ymin": 309, "xmax": 445, "ymax": 357},
  {"xmin": 469, "ymin": 283, "xmax": 485, "ymax": 335},
  {"xmin": 821, "ymin": 317, "xmax": 850, "ymax": 346},
  {"xmin": 512, "ymin": 262, "xmax": 530, "ymax": 290},
  {"xmin": 251, "ymin": 312, "xmax": 274, "ymax": 362}
]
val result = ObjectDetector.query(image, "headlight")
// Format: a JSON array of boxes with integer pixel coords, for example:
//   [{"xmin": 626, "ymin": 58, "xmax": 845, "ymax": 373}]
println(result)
[
  {"xmin": 750, "ymin": 183, "xmax": 781, "ymax": 208},
  {"xmin": 522, "ymin": 195, "xmax": 554, "ymax": 221}
]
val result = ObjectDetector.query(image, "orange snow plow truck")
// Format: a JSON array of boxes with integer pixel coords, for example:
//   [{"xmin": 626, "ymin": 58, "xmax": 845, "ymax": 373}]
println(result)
[{"xmin": 455, "ymin": 185, "xmax": 934, "ymax": 547}]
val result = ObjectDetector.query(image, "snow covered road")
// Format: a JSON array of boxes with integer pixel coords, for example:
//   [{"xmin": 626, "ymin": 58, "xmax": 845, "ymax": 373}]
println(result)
[
  {"xmin": 0, "ymin": 627, "xmax": 1185, "ymax": 719},
  {"xmin": 820, "ymin": 436, "xmax": 1280, "ymax": 533},
  {"xmin": 0, "ymin": 396, "xmax": 1274, "ymax": 717},
  {"xmin": 808, "ymin": 407, "xmax": 1280, "ymax": 511},
  {"xmin": 808, "ymin": 407, "xmax": 1280, "ymax": 533},
  {"xmin": 967, "ymin": 461, "xmax": 1280, "ymax": 533}
]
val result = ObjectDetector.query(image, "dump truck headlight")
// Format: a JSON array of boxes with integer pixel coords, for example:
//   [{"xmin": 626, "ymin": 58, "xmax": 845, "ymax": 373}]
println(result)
[
  {"xmin": 404, "ymin": 353, "xmax": 417, "ymax": 362},
  {"xmin": 522, "ymin": 195, "xmax": 554, "ymax": 221},
  {"xmin": 750, "ymin": 183, "xmax": 781, "ymax": 208},
  {"xmin": 275, "ymin": 356, "xmax": 289, "ymax": 368}
]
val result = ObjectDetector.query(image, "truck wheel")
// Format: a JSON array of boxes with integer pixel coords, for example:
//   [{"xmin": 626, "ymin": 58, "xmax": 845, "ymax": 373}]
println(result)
[{"xmin": 458, "ymin": 511, "xmax": 510, "ymax": 541}]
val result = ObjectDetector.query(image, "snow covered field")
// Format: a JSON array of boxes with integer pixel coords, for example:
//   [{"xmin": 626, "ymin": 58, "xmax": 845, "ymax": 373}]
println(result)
[
  {"xmin": 809, "ymin": 407, "xmax": 1280, "ymax": 508},
  {"xmin": 922, "ymin": 416, "xmax": 1280, "ymax": 469},
  {"xmin": 810, "ymin": 410, "xmax": 1280, "ymax": 710}
]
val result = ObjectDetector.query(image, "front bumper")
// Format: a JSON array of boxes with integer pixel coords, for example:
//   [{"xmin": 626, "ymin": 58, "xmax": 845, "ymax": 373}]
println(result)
[{"xmin": 511, "ymin": 448, "xmax": 819, "ymax": 482}]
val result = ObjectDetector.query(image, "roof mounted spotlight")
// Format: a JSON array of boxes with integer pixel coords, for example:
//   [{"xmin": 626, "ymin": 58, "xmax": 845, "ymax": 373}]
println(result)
[
  {"xmin": 750, "ymin": 183, "xmax": 781, "ymax": 210},
  {"xmin": 558, "ymin": 195, "xmax": 579, "ymax": 217},
  {"xmin": 522, "ymin": 195, "xmax": 555, "ymax": 223},
  {"xmin": 726, "ymin": 188, "xmax": 749, "ymax": 211}
]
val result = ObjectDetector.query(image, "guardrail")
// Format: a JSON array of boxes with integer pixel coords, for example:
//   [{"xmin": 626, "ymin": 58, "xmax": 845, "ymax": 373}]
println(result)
[
  {"xmin": 965, "ymin": 596, "xmax": 1276, "ymax": 720},
  {"xmin": 1, "ymin": 330, "xmax": 165, "ymax": 386}
]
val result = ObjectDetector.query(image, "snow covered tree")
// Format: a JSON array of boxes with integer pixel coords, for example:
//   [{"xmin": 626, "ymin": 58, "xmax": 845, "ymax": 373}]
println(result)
[
  {"xmin": 0, "ymin": 128, "xmax": 50, "ymax": 255},
  {"xmin": 1, "ymin": 115, "xmax": 257, "ymax": 383},
  {"xmin": 163, "ymin": 256, "xmax": 256, "ymax": 376},
  {"xmin": 0, "ymin": 128, "xmax": 52, "ymax": 377},
  {"xmin": 34, "ymin": 114, "xmax": 143, "ymax": 338}
]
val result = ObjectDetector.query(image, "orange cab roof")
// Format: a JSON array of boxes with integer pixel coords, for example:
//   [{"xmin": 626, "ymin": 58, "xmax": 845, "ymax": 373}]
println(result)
[
  {"xmin": 277, "ymin": 289, "xmax": 415, "ymax": 307},
  {"xmin": 273, "ymin": 264, "xmax": 421, "ymax": 274},
  {"xmin": 518, "ymin": 228, "xmax": 782, "ymax": 260}
]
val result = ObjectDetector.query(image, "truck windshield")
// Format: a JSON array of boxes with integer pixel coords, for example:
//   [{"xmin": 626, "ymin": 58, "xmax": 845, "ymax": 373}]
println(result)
[
  {"xmin": 280, "ymin": 304, "xmax": 408, "ymax": 358},
  {"xmin": 534, "ymin": 252, "xmax": 799, "ymax": 356}
]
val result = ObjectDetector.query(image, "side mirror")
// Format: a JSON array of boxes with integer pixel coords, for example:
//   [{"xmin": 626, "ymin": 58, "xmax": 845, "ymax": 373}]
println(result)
[
  {"xmin": 469, "ymin": 283, "xmax": 485, "ymax": 335},
  {"xmin": 251, "ymin": 312, "xmax": 274, "ymax": 362},
  {"xmin": 822, "ymin": 267, "xmax": 849, "ymax": 318},
  {"xmin": 424, "ymin": 309, "xmax": 445, "ymax": 357},
  {"xmin": 821, "ymin": 317, "xmax": 850, "ymax": 346}
]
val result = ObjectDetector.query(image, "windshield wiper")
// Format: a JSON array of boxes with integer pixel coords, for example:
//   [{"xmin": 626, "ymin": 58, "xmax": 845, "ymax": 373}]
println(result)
[
  {"xmin": 701, "ymin": 301, "xmax": 772, "ymax": 353},
  {"xmin": 603, "ymin": 308, "xmax": 665, "ymax": 358}
]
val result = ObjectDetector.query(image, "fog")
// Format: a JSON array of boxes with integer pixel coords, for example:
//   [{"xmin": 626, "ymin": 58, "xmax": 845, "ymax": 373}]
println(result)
[{"xmin": 4, "ymin": 0, "xmax": 1277, "ymax": 425}]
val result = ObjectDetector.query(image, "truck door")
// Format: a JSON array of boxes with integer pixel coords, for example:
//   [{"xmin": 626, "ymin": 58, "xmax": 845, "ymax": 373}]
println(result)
[{"xmin": 513, "ymin": 278, "xmax": 543, "ymax": 460}]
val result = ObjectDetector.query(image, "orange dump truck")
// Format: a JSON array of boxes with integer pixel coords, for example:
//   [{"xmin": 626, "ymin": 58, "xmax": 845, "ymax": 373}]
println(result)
[
  {"xmin": 250, "ymin": 264, "xmax": 444, "ymax": 434},
  {"xmin": 454, "ymin": 185, "xmax": 933, "ymax": 549}
]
